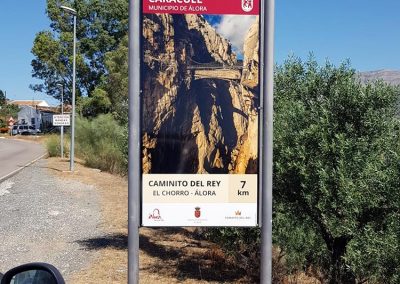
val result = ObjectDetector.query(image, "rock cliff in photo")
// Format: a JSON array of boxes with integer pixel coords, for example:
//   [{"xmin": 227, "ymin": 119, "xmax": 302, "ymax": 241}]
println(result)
[{"xmin": 142, "ymin": 14, "xmax": 259, "ymax": 174}]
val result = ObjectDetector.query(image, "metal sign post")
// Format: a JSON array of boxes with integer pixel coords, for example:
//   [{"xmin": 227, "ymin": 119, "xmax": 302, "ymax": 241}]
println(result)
[
  {"xmin": 53, "ymin": 114, "xmax": 71, "ymax": 159},
  {"xmin": 261, "ymin": 0, "xmax": 275, "ymax": 283},
  {"xmin": 56, "ymin": 84, "xmax": 64, "ymax": 159},
  {"xmin": 128, "ymin": 0, "xmax": 141, "ymax": 283}
]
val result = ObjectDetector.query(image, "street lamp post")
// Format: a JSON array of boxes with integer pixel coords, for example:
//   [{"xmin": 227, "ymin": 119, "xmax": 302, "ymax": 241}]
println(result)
[
  {"xmin": 57, "ymin": 83, "xmax": 64, "ymax": 159},
  {"xmin": 60, "ymin": 5, "xmax": 77, "ymax": 172}
]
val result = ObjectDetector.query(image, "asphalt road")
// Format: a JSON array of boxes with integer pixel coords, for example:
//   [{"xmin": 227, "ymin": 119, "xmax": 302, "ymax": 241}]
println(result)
[{"xmin": 0, "ymin": 138, "xmax": 45, "ymax": 181}]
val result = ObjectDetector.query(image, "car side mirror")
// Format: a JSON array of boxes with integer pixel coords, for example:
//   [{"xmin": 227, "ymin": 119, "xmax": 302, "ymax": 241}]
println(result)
[{"xmin": 0, "ymin": 263, "xmax": 65, "ymax": 284}]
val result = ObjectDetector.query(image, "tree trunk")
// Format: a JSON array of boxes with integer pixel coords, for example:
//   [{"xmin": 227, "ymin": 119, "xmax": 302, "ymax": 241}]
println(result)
[{"xmin": 328, "ymin": 236, "xmax": 355, "ymax": 284}]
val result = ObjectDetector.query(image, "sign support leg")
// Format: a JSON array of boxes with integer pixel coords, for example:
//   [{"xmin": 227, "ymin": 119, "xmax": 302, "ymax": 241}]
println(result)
[
  {"xmin": 128, "ymin": 0, "xmax": 141, "ymax": 283},
  {"xmin": 261, "ymin": 0, "xmax": 275, "ymax": 283},
  {"xmin": 61, "ymin": 126, "xmax": 64, "ymax": 159}
]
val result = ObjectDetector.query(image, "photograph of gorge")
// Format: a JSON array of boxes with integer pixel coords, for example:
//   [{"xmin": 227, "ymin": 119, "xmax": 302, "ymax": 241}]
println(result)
[{"xmin": 141, "ymin": 13, "xmax": 260, "ymax": 174}]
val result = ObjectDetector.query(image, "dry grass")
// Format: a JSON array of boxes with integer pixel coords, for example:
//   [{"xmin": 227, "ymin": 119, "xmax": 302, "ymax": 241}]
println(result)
[{"xmin": 284, "ymin": 273, "xmax": 322, "ymax": 284}]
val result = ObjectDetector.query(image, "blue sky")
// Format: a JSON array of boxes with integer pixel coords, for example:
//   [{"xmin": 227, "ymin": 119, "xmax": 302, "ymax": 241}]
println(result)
[
  {"xmin": 0, "ymin": 0, "xmax": 399, "ymax": 106},
  {"xmin": 276, "ymin": 0, "xmax": 400, "ymax": 72},
  {"xmin": 0, "ymin": 1, "xmax": 51, "ymax": 104}
]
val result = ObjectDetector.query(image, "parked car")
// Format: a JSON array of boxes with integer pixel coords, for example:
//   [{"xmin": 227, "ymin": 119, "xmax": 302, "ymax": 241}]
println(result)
[{"xmin": 11, "ymin": 125, "xmax": 40, "ymax": 135}]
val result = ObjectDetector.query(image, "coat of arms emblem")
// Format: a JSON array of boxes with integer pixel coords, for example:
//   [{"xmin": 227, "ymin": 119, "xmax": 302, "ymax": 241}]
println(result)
[
  {"xmin": 194, "ymin": 207, "xmax": 201, "ymax": 218},
  {"xmin": 242, "ymin": 0, "xmax": 253, "ymax": 12}
]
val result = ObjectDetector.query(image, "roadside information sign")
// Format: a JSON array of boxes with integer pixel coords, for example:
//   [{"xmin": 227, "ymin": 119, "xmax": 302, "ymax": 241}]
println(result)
[
  {"xmin": 53, "ymin": 114, "xmax": 71, "ymax": 126},
  {"xmin": 141, "ymin": 0, "xmax": 261, "ymax": 226}
]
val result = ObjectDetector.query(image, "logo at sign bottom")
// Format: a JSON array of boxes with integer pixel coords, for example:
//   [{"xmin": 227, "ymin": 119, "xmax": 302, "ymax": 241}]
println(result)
[{"xmin": 194, "ymin": 207, "xmax": 201, "ymax": 218}]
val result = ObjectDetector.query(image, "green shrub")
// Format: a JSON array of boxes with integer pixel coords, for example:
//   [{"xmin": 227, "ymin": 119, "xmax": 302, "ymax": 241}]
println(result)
[
  {"xmin": 0, "ymin": 119, "xmax": 6, "ymax": 128},
  {"xmin": 46, "ymin": 134, "xmax": 70, "ymax": 157},
  {"xmin": 75, "ymin": 114, "xmax": 127, "ymax": 174}
]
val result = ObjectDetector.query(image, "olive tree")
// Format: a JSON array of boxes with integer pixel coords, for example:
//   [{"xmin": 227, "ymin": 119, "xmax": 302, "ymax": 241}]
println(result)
[{"xmin": 273, "ymin": 58, "xmax": 400, "ymax": 283}]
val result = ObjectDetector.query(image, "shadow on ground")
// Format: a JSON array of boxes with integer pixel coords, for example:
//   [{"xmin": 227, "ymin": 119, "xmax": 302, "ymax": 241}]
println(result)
[
  {"xmin": 76, "ymin": 233, "xmax": 127, "ymax": 250},
  {"xmin": 75, "ymin": 228, "xmax": 250, "ymax": 282}
]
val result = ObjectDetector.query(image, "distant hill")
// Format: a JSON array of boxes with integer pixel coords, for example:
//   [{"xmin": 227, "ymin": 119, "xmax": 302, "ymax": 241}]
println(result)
[{"xmin": 358, "ymin": 70, "xmax": 400, "ymax": 86}]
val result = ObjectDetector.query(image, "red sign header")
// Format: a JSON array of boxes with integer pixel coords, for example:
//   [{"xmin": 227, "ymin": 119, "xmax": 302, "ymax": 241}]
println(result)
[{"xmin": 143, "ymin": 0, "xmax": 260, "ymax": 15}]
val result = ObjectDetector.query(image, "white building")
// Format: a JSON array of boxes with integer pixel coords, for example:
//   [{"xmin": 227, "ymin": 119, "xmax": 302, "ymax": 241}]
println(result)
[{"xmin": 17, "ymin": 106, "xmax": 41, "ymax": 129}]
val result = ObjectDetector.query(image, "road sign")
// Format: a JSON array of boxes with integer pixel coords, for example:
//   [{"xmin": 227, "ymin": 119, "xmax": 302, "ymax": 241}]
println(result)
[
  {"xmin": 53, "ymin": 114, "xmax": 70, "ymax": 126},
  {"xmin": 140, "ymin": 0, "xmax": 262, "ymax": 227}
]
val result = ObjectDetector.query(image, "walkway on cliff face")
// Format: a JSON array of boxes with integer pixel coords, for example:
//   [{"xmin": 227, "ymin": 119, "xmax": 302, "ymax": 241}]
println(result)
[
  {"xmin": 187, "ymin": 58, "xmax": 244, "ymax": 81},
  {"xmin": 192, "ymin": 69, "xmax": 242, "ymax": 80},
  {"xmin": 145, "ymin": 55, "xmax": 245, "ymax": 81}
]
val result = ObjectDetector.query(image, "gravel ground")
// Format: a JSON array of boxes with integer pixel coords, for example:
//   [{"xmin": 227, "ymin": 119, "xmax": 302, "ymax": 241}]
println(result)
[{"xmin": 0, "ymin": 159, "xmax": 101, "ymax": 281}]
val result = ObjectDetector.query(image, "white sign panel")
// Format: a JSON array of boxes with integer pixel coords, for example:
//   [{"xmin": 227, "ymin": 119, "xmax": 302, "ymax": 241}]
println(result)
[
  {"xmin": 142, "ymin": 174, "xmax": 258, "ymax": 226},
  {"xmin": 53, "ymin": 114, "xmax": 71, "ymax": 126}
]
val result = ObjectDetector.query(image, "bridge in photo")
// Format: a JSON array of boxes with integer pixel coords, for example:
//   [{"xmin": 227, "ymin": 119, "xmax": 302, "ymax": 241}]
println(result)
[
  {"xmin": 187, "ymin": 58, "xmax": 244, "ymax": 81},
  {"xmin": 143, "ymin": 55, "xmax": 245, "ymax": 81}
]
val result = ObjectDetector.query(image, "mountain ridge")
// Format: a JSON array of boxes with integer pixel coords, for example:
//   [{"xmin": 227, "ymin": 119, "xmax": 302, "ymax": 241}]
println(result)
[{"xmin": 358, "ymin": 70, "xmax": 400, "ymax": 86}]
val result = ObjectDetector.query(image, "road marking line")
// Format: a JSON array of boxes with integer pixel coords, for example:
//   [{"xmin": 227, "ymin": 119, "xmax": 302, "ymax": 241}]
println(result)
[{"xmin": 0, "ymin": 153, "xmax": 48, "ymax": 183}]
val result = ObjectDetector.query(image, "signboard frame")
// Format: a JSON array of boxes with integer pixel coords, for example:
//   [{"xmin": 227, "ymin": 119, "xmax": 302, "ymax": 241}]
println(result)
[
  {"xmin": 140, "ymin": 0, "xmax": 262, "ymax": 228},
  {"xmin": 128, "ymin": 0, "xmax": 274, "ymax": 282}
]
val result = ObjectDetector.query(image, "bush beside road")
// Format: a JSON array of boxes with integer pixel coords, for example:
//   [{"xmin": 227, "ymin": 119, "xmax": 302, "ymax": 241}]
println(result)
[{"xmin": 45, "ymin": 114, "xmax": 127, "ymax": 174}]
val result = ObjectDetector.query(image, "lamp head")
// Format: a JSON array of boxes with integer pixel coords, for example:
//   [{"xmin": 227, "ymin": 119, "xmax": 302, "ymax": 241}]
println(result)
[{"xmin": 60, "ymin": 5, "xmax": 77, "ymax": 15}]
